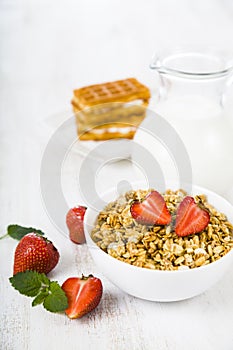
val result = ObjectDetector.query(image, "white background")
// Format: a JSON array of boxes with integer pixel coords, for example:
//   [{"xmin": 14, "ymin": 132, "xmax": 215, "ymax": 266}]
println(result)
[{"xmin": 1, "ymin": 1, "xmax": 233, "ymax": 349}]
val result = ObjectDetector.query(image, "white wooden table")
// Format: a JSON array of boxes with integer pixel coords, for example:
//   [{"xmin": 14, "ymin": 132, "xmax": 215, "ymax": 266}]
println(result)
[{"xmin": 1, "ymin": 1, "xmax": 233, "ymax": 349}]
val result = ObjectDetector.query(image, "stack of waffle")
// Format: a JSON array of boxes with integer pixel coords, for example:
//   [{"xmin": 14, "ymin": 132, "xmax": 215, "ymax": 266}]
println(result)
[{"xmin": 71, "ymin": 78, "xmax": 151, "ymax": 140}]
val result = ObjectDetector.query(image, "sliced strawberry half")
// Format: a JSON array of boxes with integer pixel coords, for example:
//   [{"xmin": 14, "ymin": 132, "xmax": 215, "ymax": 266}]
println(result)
[
  {"xmin": 62, "ymin": 275, "xmax": 103, "ymax": 319},
  {"xmin": 130, "ymin": 190, "xmax": 171, "ymax": 225},
  {"xmin": 175, "ymin": 196, "xmax": 210, "ymax": 237},
  {"xmin": 66, "ymin": 206, "xmax": 87, "ymax": 244}
]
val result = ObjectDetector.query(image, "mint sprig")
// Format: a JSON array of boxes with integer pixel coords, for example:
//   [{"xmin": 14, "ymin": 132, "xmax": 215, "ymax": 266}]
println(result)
[
  {"xmin": 0, "ymin": 224, "xmax": 45, "ymax": 241},
  {"xmin": 9, "ymin": 271, "xmax": 68, "ymax": 313}
]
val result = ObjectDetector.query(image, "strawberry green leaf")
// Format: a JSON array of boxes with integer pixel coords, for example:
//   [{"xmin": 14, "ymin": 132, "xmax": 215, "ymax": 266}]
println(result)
[
  {"xmin": 43, "ymin": 282, "xmax": 68, "ymax": 313},
  {"xmin": 7, "ymin": 225, "xmax": 45, "ymax": 240},
  {"xmin": 9, "ymin": 271, "xmax": 50, "ymax": 297}
]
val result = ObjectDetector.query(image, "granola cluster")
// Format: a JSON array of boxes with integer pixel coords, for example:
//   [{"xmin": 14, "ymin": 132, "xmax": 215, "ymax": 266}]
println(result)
[{"xmin": 91, "ymin": 189, "xmax": 233, "ymax": 271}]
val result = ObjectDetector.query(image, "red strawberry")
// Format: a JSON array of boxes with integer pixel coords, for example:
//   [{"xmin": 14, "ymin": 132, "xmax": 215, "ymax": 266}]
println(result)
[
  {"xmin": 130, "ymin": 190, "xmax": 171, "ymax": 225},
  {"xmin": 13, "ymin": 233, "xmax": 59, "ymax": 275},
  {"xmin": 175, "ymin": 196, "xmax": 210, "ymax": 237},
  {"xmin": 62, "ymin": 275, "xmax": 103, "ymax": 319},
  {"xmin": 66, "ymin": 206, "xmax": 87, "ymax": 244}
]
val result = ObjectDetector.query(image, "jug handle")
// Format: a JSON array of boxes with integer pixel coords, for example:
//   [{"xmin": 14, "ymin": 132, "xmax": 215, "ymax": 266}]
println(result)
[{"xmin": 221, "ymin": 71, "xmax": 233, "ymax": 107}]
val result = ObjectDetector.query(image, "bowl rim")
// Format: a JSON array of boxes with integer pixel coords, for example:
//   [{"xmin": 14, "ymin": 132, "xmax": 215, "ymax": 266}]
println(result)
[{"xmin": 84, "ymin": 181, "xmax": 233, "ymax": 274}]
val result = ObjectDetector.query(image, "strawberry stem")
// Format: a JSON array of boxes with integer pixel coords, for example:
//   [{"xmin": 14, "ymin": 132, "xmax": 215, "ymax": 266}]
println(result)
[
  {"xmin": 81, "ymin": 274, "xmax": 93, "ymax": 280},
  {"xmin": 0, "ymin": 233, "xmax": 8, "ymax": 240}
]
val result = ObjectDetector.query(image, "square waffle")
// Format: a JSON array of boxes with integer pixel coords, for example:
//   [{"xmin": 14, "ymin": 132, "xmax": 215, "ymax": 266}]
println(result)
[{"xmin": 71, "ymin": 78, "xmax": 151, "ymax": 141}]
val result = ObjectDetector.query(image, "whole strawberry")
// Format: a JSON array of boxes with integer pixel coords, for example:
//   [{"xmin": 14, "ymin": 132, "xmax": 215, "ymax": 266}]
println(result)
[
  {"xmin": 13, "ymin": 233, "xmax": 59, "ymax": 275},
  {"xmin": 66, "ymin": 206, "xmax": 87, "ymax": 244}
]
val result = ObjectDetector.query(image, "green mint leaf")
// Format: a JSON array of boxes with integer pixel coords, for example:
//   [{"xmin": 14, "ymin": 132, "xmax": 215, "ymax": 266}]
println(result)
[
  {"xmin": 7, "ymin": 224, "xmax": 45, "ymax": 240},
  {"xmin": 9, "ymin": 272, "xmax": 68, "ymax": 314},
  {"xmin": 32, "ymin": 290, "xmax": 49, "ymax": 307},
  {"xmin": 40, "ymin": 273, "xmax": 51, "ymax": 286},
  {"xmin": 43, "ymin": 281, "xmax": 68, "ymax": 313},
  {"xmin": 9, "ymin": 271, "xmax": 50, "ymax": 297}
]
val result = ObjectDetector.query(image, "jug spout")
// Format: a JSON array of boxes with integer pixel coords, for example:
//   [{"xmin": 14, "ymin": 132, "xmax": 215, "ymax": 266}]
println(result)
[{"xmin": 150, "ymin": 56, "xmax": 167, "ymax": 74}]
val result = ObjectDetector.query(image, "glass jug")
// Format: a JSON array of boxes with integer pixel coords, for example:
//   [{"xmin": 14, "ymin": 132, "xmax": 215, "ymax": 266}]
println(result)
[{"xmin": 149, "ymin": 48, "xmax": 233, "ymax": 197}]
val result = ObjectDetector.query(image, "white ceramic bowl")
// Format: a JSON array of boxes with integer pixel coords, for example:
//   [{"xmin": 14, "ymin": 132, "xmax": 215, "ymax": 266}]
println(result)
[{"xmin": 84, "ymin": 182, "xmax": 233, "ymax": 301}]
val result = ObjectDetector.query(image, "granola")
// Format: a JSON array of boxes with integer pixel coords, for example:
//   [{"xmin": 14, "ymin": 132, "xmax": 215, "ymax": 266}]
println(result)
[{"xmin": 91, "ymin": 189, "xmax": 233, "ymax": 271}]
